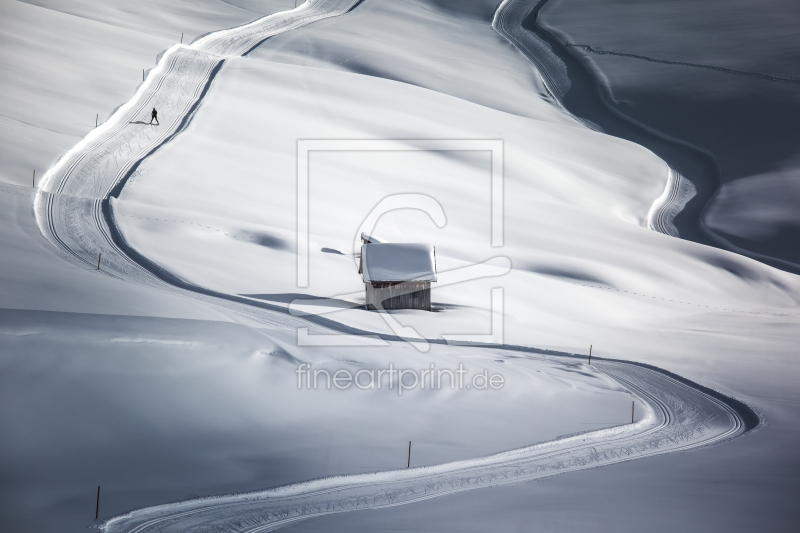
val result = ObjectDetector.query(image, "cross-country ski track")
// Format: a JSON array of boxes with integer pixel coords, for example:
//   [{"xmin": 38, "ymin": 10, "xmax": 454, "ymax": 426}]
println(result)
[
  {"xmin": 101, "ymin": 359, "xmax": 758, "ymax": 533},
  {"xmin": 493, "ymin": 0, "xmax": 696, "ymax": 239},
  {"xmin": 495, "ymin": 0, "xmax": 800, "ymax": 273},
  {"xmin": 30, "ymin": 1, "xmax": 760, "ymax": 531}
]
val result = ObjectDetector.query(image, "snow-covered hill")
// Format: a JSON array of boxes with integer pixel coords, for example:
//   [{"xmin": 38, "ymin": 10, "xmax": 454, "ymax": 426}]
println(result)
[
  {"xmin": 539, "ymin": 0, "xmax": 800, "ymax": 270},
  {"xmin": 1, "ymin": 1, "xmax": 798, "ymax": 532}
]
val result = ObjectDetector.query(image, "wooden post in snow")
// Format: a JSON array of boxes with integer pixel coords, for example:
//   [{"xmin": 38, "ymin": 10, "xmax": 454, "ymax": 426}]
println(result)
[
  {"xmin": 631, "ymin": 401, "xmax": 635, "ymax": 423},
  {"xmin": 588, "ymin": 344, "xmax": 592, "ymax": 365},
  {"xmin": 32, "ymin": 170, "xmax": 35, "ymax": 188},
  {"xmin": 180, "ymin": 33, "xmax": 183, "ymax": 44},
  {"xmin": 95, "ymin": 114, "xmax": 98, "ymax": 127},
  {"xmin": 95, "ymin": 486, "xmax": 100, "ymax": 519},
  {"xmin": 407, "ymin": 441, "xmax": 411, "ymax": 468},
  {"xmin": 96, "ymin": 253, "xmax": 101, "ymax": 270},
  {"xmin": 143, "ymin": 69, "xmax": 145, "ymax": 81}
]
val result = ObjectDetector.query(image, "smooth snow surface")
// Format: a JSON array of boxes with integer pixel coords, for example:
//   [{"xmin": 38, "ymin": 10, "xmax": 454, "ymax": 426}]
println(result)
[
  {"xmin": 2, "ymin": 0, "xmax": 799, "ymax": 532},
  {"xmin": 538, "ymin": 0, "xmax": 800, "ymax": 272},
  {"xmin": 0, "ymin": 0, "xmax": 290, "ymax": 188},
  {"xmin": 103, "ymin": 359, "xmax": 750, "ymax": 533}
]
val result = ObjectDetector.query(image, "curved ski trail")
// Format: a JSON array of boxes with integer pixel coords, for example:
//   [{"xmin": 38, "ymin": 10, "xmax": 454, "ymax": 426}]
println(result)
[
  {"xmin": 33, "ymin": 0, "xmax": 362, "ymax": 329},
  {"xmin": 495, "ymin": 0, "xmax": 800, "ymax": 272},
  {"xmin": 27, "ymin": 1, "xmax": 757, "ymax": 531},
  {"xmin": 492, "ymin": 0, "xmax": 692, "ymax": 237},
  {"xmin": 103, "ymin": 361, "xmax": 748, "ymax": 533}
]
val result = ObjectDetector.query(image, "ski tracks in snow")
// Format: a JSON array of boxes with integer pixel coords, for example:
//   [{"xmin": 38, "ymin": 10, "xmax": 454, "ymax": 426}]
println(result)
[
  {"xmin": 102, "ymin": 361, "xmax": 752, "ymax": 533},
  {"xmin": 493, "ymin": 0, "xmax": 690, "ymax": 237},
  {"xmin": 28, "ymin": 1, "xmax": 758, "ymax": 531},
  {"xmin": 33, "ymin": 0, "xmax": 363, "ymax": 329},
  {"xmin": 33, "ymin": 0, "xmax": 361, "ymax": 282},
  {"xmin": 496, "ymin": 0, "xmax": 800, "ymax": 273}
]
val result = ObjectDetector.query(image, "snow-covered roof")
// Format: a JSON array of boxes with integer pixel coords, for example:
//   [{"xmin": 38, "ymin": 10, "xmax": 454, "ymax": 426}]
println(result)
[{"xmin": 361, "ymin": 243, "xmax": 436, "ymax": 282}]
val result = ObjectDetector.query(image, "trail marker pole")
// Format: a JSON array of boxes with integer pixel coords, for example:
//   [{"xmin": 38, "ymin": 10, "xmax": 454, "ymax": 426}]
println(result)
[
  {"xmin": 95, "ymin": 486, "xmax": 100, "ymax": 519},
  {"xmin": 32, "ymin": 170, "xmax": 35, "ymax": 187},
  {"xmin": 588, "ymin": 344, "xmax": 592, "ymax": 365},
  {"xmin": 180, "ymin": 33, "xmax": 183, "ymax": 44},
  {"xmin": 143, "ymin": 69, "xmax": 145, "ymax": 81},
  {"xmin": 631, "ymin": 401, "xmax": 635, "ymax": 423},
  {"xmin": 407, "ymin": 441, "xmax": 411, "ymax": 468},
  {"xmin": 96, "ymin": 253, "xmax": 102, "ymax": 270},
  {"xmin": 95, "ymin": 114, "xmax": 98, "ymax": 127}
]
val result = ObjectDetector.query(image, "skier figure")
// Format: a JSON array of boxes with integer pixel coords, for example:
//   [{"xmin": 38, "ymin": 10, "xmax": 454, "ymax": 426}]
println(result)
[{"xmin": 149, "ymin": 108, "xmax": 159, "ymax": 125}]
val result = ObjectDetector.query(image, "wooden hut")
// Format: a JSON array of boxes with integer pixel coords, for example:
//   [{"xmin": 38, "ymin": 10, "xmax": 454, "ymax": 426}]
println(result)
[{"xmin": 360, "ymin": 240, "xmax": 436, "ymax": 311}]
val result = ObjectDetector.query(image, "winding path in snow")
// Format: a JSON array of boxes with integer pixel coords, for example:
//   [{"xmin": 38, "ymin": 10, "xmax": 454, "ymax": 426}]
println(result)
[
  {"xmin": 33, "ymin": 0, "xmax": 364, "ymax": 332},
  {"xmin": 493, "ymin": 0, "xmax": 701, "ymax": 239},
  {"xmin": 28, "ymin": 1, "xmax": 760, "ymax": 531},
  {"xmin": 495, "ymin": 0, "xmax": 800, "ymax": 273},
  {"xmin": 34, "ymin": 0, "xmax": 361, "ymax": 287},
  {"xmin": 102, "ymin": 360, "xmax": 756, "ymax": 533}
]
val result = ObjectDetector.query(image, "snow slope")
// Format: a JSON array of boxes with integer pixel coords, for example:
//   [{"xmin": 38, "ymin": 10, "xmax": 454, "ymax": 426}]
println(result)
[
  {"xmin": 538, "ymin": 0, "xmax": 800, "ymax": 271},
  {"xmin": 2, "ymin": 1, "xmax": 687, "ymax": 531},
  {"xmin": 3, "ymin": 305, "xmax": 651, "ymax": 532},
  {"xmin": 32, "ymin": 0, "xmax": 366, "ymax": 323},
  {"xmin": 103, "ymin": 360, "xmax": 750, "ymax": 533},
  {"xmin": 106, "ymin": 0, "xmax": 800, "ymax": 530},
  {"xmin": 115, "ymin": 0, "xmax": 799, "ymax": 357},
  {"xmin": 0, "ymin": 0, "xmax": 294, "ymax": 188},
  {"xmin": 1, "ymin": 0, "xmax": 799, "ymax": 532}
]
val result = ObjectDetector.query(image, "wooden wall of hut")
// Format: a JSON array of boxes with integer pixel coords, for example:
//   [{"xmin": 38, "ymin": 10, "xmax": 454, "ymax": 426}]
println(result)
[{"xmin": 366, "ymin": 281, "xmax": 431, "ymax": 311}]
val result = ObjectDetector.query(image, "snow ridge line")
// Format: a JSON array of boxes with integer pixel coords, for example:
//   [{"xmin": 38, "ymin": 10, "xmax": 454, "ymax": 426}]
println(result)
[
  {"xmin": 35, "ymin": 0, "xmax": 359, "ymax": 201},
  {"xmin": 492, "ymin": 0, "xmax": 690, "ymax": 237},
  {"xmin": 699, "ymin": 218, "xmax": 800, "ymax": 273},
  {"xmin": 565, "ymin": 41, "xmax": 800, "ymax": 272},
  {"xmin": 26, "ymin": 0, "xmax": 757, "ymax": 529},
  {"xmin": 101, "ymin": 361, "xmax": 751, "ymax": 533},
  {"xmin": 496, "ymin": 0, "xmax": 800, "ymax": 273},
  {"xmin": 31, "ymin": 0, "xmax": 363, "ymax": 326},
  {"xmin": 492, "ymin": 0, "xmax": 600, "ymax": 132},
  {"xmin": 568, "ymin": 44, "xmax": 800, "ymax": 85}
]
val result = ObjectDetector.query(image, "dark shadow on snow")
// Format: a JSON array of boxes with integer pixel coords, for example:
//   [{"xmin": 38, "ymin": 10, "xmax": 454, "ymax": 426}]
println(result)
[
  {"xmin": 522, "ymin": 0, "xmax": 800, "ymax": 274},
  {"xmin": 321, "ymin": 247, "xmax": 345, "ymax": 255}
]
